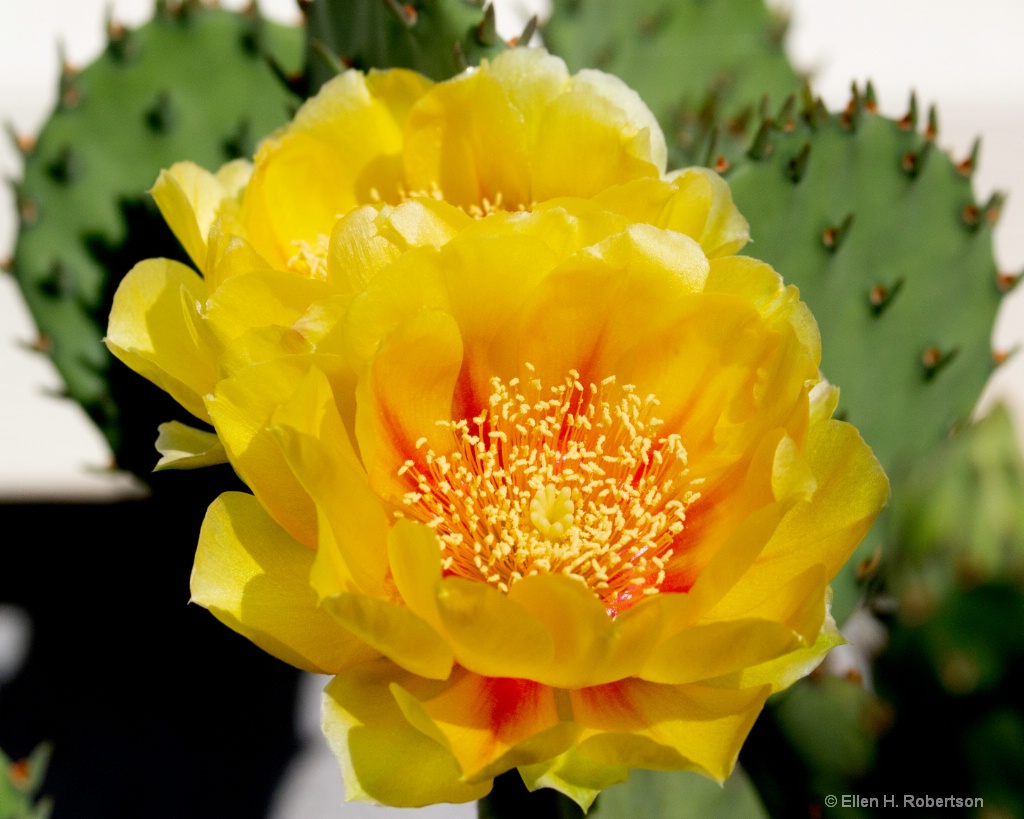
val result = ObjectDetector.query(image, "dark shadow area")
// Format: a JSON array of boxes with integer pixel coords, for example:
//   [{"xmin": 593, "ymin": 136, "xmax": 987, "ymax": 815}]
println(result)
[{"xmin": 0, "ymin": 468, "xmax": 300, "ymax": 818}]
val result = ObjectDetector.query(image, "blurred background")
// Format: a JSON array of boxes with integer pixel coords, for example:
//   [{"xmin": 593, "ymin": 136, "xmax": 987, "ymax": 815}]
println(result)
[{"xmin": 1, "ymin": 1, "xmax": 1022, "ymax": 817}]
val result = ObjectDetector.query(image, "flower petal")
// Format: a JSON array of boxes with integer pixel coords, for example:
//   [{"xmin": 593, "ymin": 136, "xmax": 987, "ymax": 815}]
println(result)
[
  {"xmin": 241, "ymin": 68, "xmax": 432, "ymax": 267},
  {"xmin": 322, "ymin": 592, "xmax": 454, "ymax": 681},
  {"xmin": 207, "ymin": 355, "xmax": 352, "ymax": 545},
  {"xmin": 709, "ymin": 601, "xmax": 844, "ymax": 694},
  {"xmin": 592, "ymin": 168, "xmax": 749, "ymax": 258},
  {"xmin": 531, "ymin": 67, "xmax": 665, "ymax": 200},
  {"xmin": 191, "ymin": 491, "xmax": 377, "ymax": 674},
  {"xmin": 506, "ymin": 574, "xmax": 662, "ymax": 687},
  {"xmin": 269, "ymin": 365, "xmax": 388, "ymax": 597},
  {"xmin": 154, "ymin": 420, "xmax": 227, "ymax": 471},
  {"xmin": 514, "ymin": 223, "xmax": 709, "ymax": 389},
  {"xmin": 106, "ymin": 258, "xmax": 218, "ymax": 422},
  {"xmin": 638, "ymin": 619, "xmax": 802, "ymax": 685},
  {"xmin": 150, "ymin": 159, "xmax": 251, "ymax": 273},
  {"xmin": 391, "ymin": 668, "xmax": 575, "ymax": 782},
  {"xmin": 403, "ymin": 64, "xmax": 532, "ymax": 212},
  {"xmin": 519, "ymin": 749, "xmax": 627, "ymax": 811},
  {"xmin": 569, "ymin": 679, "xmax": 771, "ymax": 783},
  {"xmin": 355, "ymin": 308, "xmax": 463, "ymax": 501},
  {"xmin": 322, "ymin": 660, "xmax": 489, "ymax": 806},
  {"xmin": 387, "ymin": 519, "xmax": 445, "ymax": 633},
  {"xmin": 434, "ymin": 577, "xmax": 555, "ymax": 680}
]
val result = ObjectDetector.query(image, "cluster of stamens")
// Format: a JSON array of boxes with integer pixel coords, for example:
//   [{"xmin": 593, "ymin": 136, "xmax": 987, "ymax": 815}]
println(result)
[
  {"xmin": 397, "ymin": 367, "xmax": 699, "ymax": 610},
  {"xmin": 288, "ymin": 233, "xmax": 330, "ymax": 279},
  {"xmin": 370, "ymin": 182, "xmax": 525, "ymax": 218}
]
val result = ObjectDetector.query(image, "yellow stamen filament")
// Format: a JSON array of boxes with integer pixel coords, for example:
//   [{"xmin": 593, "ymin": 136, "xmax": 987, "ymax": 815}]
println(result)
[
  {"xmin": 288, "ymin": 233, "xmax": 331, "ymax": 279},
  {"xmin": 397, "ymin": 370, "xmax": 699, "ymax": 609}
]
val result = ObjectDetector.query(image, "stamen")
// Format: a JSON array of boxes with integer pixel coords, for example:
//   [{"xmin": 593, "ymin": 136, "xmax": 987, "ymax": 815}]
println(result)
[{"xmin": 397, "ymin": 370, "xmax": 698, "ymax": 611}]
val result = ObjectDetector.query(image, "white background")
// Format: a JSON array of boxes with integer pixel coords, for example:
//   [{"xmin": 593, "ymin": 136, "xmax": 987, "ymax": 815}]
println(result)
[{"xmin": 1, "ymin": 1, "xmax": 1022, "ymax": 816}]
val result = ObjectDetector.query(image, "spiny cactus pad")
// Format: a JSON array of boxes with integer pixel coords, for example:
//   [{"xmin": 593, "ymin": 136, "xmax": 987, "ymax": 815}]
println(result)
[
  {"xmin": 722, "ymin": 88, "xmax": 1009, "ymax": 617},
  {"xmin": 543, "ymin": 0, "xmax": 802, "ymax": 166},
  {"xmin": 10, "ymin": 2, "xmax": 301, "ymax": 471},
  {"xmin": 301, "ymin": 0, "xmax": 516, "ymax": 95}
]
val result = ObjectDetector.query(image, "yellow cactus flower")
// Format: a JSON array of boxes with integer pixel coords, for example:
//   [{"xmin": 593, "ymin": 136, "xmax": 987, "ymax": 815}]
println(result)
[{"xmin": 106, "ymin": 49, "xmax": 888, "ymax": 811}]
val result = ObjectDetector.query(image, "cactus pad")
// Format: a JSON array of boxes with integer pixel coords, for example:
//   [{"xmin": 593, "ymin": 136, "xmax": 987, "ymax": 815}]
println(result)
[{"xmin": 721, "ymin": 89, "xmax": 1008, "ymax": 616}]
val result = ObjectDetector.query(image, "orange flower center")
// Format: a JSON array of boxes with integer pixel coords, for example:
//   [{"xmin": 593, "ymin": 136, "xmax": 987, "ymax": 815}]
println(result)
[{"xmin": 398, "ymin": 367, "xmax": 700, "ymax": 611}]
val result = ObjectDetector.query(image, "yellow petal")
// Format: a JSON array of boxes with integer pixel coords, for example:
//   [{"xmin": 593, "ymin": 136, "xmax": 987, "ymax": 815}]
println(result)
[
  {"xmin": 387, "ymin": 519, "xmax": 445, "ymax": 633},
  {"xmin": 390, "ymin": 668, "xmax": 575, "ymax": 783},
  {"xmin": 718, "ymin": 420, "xmax": 889, "ymax": 613},
  {"xmin": 531, "ymin": 66, "xmax": 665, "ymax": 201},
  {"xmin": 322, "ymin": 592, "xmax": 453, "ymax": 681},
  {"xmin": 434, "ymin": 577, "xmax": 555, "ymax": 680},
  {"xmin": 710, "ymin": 599, "xmax": 844, "ymax": 694},
  {"xmin": 519, "ymin": 748, "xmax": 627, "ymax": 812},
  {"xmin": 241, "ymin": 69, "xmax": 432, "ymax": 268},
  {"xmin": 569, "ymin": 679, "xmax": 771, "ymax": 783},
  {"xmin": 355, "ymin": 308, "xmax": 462, "ymax": 501},
  {"xmin": 106, "ymin": 257, "xmax": 218, "ymax": 422},
  {"xmin": 592, "ymin": 169, "xmax": 749, "ymax": 258},
  {"xmin": 203, "ymin": 216, "xmax": 273, "ymax": 292},
  {"xmin": 327, "ymin": 198, "xmax": 470, "ymax": 295},
  {"xmin": 150, "ymin": 159, "xmax": 251, "ymax": 273},
  {"xmin": 191, "ymin": 491, "xmax": 377, "ymax": 674},
  {"xmin": 205, "ymin": 271, "xmax": 335, "ymax": 343},
  {"xmin": 514, "ymin": 224, "xmax": 709, "ymax": 390},
  {"xmin": 269, "ymin": 365, "xmax": 389, "ymax": 597},
  {"xmin": 638, "ymin": 619, "xmax": 802, "ymax": 685},
  {"xmin": 403, "ymin": 64, "xmax": 532, "ymax": 212},
  {"xmin": 506, "ymin": 574, "xmax": 661, "ymax": 688},
  {"xmin": 322, "ymin": 660, "xmax": 489, "ymax": 806},
  {"xmin": 154, "ymin": 420, "xmax": 227, "ymax": 471},
  {"xmin": 207, "ymin": 355, "xmax": 351, "ymax": 545}
]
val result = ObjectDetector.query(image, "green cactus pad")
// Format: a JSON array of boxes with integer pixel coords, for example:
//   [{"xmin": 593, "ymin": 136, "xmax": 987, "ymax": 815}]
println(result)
[
  {"xmin": 301, "ymin": 0, "xmax": 514, "ymax": 95},
  {"xmin": 10, "ymin": 2, "xmax": 301, "ymax": 472},
  {"xmin": 543, "ymin": 0, "xmax": 802, "ymax": 166},
  {"xmin": 892, "ymin": 404, "xmax": 1024, "ymax": 617},
  {"xmin": 721, "ymin": 89, "xmax": 1007, "ymax": 617}
]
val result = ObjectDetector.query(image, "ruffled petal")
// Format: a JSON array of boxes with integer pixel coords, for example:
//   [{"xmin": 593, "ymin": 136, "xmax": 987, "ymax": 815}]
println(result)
[
  {"xmin": 710, "ymin": 420, "xmax": 889, "ymax": 618},
  {"xmin": 569, "ymin": 679, "xmax": 771, "ymax": 783},
  {"xmin": 191, "ymin": 491, "xmax": 377, "ymax": 674},
  {"xmin": 434, "ymin": 577, "xmax": 555, "ymax": 680},
  {"xmin": 709, "ymin": 599, "xmax": 844, "ymax": 694},
  {"xmin": 391, "ymin": 668, "xmax": 575, "ymax": 782},
  {"xmin": 207, "ymin": 355, "xmax": 353, "ymax": 545},
  {"xmin": 531, "ymin": 66, "xmax": 665, "ymax": 200},
  {"xmin": 322, "ymin": 660, "xmax": 490, "ymax": 806},
  {"xmin": 519, "ymin": 748, "xmax": 627, "ymax": 811},
  {"xmin": 150, "ymin": 159, "xmax": 251, "ymax": 273},
  {"xmin": 322, "ymin": 593, "xmax": 454, "ymax": 681},
  {"xmin": 506, "ymin": 574, "xmax": 662, "ymax": 688},
  {"xmin": 269, "ymin": 365, "xmax": 388, "ymax": 597},
  {"xmin": 241, "ymin": 68, "xmax": 433, "ymax": 267},
  {"xmin": 592, "ymin": 168, "xmax": 749, "ymax": 258},
  {"xmin": 106, "ymin": 258, "xmax": 218, "ymax": 422},
  {"xmin": 327, "ymin": 198, "xmax": 471, "ymax": 295},
  {"xmin": 403, "ymin": 63, "xmax": 532, "ymax": 212},
  {"xmin": 513, "ymin": 224, "xmax": 709, "ymax": 390}
]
